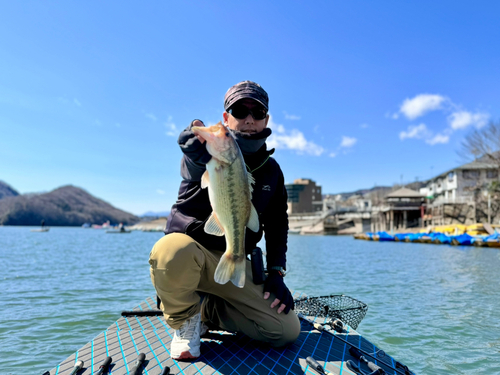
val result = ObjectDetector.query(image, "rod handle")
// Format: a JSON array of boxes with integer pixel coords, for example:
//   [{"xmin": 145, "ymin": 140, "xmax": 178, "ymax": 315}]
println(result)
[
  {"xmin": 69, "ymin": 360, "xmax": 84, "ymax": 375},
  {"xmin": 129, "ymin": 353, "xmax": 146, "ymax": 375},
  {"xmin": 96, "ymin": 356, "xmax": 112, "ymax": 374},
  {"xmin": 306, "ymin": 356, "xmax": 327, "ymax": 374}
]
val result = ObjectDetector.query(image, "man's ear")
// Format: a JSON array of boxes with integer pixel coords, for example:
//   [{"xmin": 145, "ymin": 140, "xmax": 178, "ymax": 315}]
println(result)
[
  {"xmin": 264, "ymin": 114, "xmax": 270, "ymax": 128},
  {"xmin": 223, "ymin": 111, "xmax": 229, "ymax": 125}
]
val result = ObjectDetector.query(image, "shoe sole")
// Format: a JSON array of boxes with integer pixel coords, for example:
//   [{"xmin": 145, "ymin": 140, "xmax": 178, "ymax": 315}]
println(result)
[{"xmin": 172, "ymin": 350, "xmax": 199, "ymax": 360}]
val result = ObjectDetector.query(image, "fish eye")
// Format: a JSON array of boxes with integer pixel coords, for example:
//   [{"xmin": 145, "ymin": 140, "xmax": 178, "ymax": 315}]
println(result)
[{"xmin": 225, "ymin": 132, "xmax": 229, "ymax": 137}]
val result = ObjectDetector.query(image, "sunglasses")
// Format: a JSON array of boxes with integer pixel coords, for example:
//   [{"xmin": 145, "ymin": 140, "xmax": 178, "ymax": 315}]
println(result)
[{"xmin": 228, "ymin": 104, "xmax": 268, "ymax": 120}]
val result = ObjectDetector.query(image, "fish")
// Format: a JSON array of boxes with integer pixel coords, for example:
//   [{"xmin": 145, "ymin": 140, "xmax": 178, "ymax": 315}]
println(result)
[{"xmin": 192, "ymin": 122, "xmax": 260, "ymax": 288}]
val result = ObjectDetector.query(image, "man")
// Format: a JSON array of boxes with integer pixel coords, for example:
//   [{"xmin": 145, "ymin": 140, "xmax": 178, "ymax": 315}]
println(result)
[{"xmin": 149, "ymin": 81, "xmax": 300, "ymax": 360}]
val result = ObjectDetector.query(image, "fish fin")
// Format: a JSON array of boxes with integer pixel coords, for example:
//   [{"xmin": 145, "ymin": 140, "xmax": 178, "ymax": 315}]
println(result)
[
  {"xmin": 214, "ymin": 255, "xmax": 246, "ymax": 288},
  {"xmin": 247, "ymin": 171, "xmax": 255, "ymax": 195},
  {"xmin": 230, "ymin": 259, "xmax": 246, "ymax": 288},
  {"xmin": 201, "ymin": 171, "xmax": 210, "ymax": 189},
  {"xmin": 204, "ymin": 212, "xmax": 225, "ymax": 236},
  {"xmin": 247, "ymin": 203, "xmax": 260, "ymax": 232}
]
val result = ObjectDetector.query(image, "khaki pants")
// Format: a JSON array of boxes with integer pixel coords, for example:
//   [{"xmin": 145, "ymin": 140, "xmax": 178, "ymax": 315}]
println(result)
[{"xmin": 149, "ymin": 233, "xmax": 300, "ymax": 347}]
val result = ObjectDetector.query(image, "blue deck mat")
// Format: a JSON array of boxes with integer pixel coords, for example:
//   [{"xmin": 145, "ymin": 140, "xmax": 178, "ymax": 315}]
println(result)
[{"xmin": 47, "ymin": 294, "xmax": 414, "ymax": 375}]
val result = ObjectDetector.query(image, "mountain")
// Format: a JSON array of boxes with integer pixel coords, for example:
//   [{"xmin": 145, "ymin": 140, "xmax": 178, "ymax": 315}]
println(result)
[
  {"xmin": 328, "ymin": 181, "xmax": 427, "ymax": 201},
  {"xmin": 141, "ymin": 210, "xmax": 170, "ymax": 218},
  {"xmin": 0, "ymin": 185, "xmax": 139, "ymax": 226},
  {"xmin": 0, "ymin": 181, "xmax": 20, "ymax": 200}
]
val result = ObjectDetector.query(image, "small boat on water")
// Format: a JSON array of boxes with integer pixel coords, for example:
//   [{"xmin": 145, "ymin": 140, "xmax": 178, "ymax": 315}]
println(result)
[
  {"xmin": 106, "ymin": 229, "xmax": 131, "ymax": 234},
  {"xmin": 30, "ymin": 228, "xmax": 50, "ymax": 232}
]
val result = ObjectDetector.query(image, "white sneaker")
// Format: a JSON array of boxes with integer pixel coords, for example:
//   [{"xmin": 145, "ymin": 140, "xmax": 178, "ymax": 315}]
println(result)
[
  {"xmin": 200, "ymin": 321, "xmax": 209, "ymax": 336},
  {"xmin": 171, "ymin": 313, "xmax": 203, "ymax": 360}
]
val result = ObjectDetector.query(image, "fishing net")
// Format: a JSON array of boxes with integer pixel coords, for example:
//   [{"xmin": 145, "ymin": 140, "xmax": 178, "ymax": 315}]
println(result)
[{"xmin": 294, "ymin": 294, "xmax": 368, "ymax": 330}]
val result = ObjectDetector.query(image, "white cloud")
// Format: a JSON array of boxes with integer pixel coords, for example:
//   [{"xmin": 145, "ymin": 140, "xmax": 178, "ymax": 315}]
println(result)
[
  {"xmin": 283, "ymin": 111, "xmax": 301, "ymax": 120},
  {"xmin": 73, "ymin": 98, "xmax": 81, "ymax": 107},
  {"xmin": 399, "ymin": 94, "xmax": 447, "ymax": 120},
  {"xmin": 394, "ymin": 93, "xmax": 490, "ymax": 146},
  {"xmin": 164, "ymin": 116, "xmax": 178, "ymax": 137},
  {"xmin": 340, "ymin": 136, "xmax": 357, "ymax": 148},
  {"xmin": 399, "ymin": 124, "xmax": 449, "ymax": 145},
  {"xmin": 275, "ymin": 124, "xmax": 286, "ymax": 133},
  {"xmin": 448, "ymin": 111, "xmax": 489, "ymax": 130},
  {"xmin": 165, "ymin": 123, "xmax": 177, "ymax": 136},
  {"xmin": 399, "ymin": 123, "xmax": 430, "ymax": 140},
  {"xmin": 329, "ymin": 152, "xmax": 337, "ymax": 158},
  {"xmin": 267, "ymin": 117, "xmax": 324, "ymax": 156},
  {"xmin": 156, "ymin": 189, "xmax": 165, "ymax": 195},
  {"xmin": 146, "ymin": 113, "xmax": 157, "ymax": 121},
  {"xmin": 426, "ymin": 134, "xmax": 450, "ymax": 145},
  {"xmin": 360, "ymin": 123, "xmax": 369, "ymax": 129}
]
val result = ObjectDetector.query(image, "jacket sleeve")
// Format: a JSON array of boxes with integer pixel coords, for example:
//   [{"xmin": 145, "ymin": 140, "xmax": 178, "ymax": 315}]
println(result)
[
  {"xmin": 178, "ymin": 120, "xmax": 212, "ymax": 181},
  {"xmin": 261, "ymin": 165, "xmax": 289, "ymax": 270}
]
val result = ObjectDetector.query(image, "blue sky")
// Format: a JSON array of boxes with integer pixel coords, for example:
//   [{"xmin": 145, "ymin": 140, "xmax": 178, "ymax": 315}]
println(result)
[{"xmin": 1, "ymin": 1, "xmax": 499, "ymax": 215}]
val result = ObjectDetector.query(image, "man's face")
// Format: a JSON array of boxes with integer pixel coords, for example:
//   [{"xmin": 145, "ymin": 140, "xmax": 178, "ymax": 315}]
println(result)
[{"xmin": 223, "ymin": 98, "xmax": 269, "ymax": 134}]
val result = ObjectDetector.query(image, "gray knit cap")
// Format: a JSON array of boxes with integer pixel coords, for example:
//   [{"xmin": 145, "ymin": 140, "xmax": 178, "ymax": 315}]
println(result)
[{"xmin": 224, "ymin": 81, "xmax": 269, "ymax": 111}]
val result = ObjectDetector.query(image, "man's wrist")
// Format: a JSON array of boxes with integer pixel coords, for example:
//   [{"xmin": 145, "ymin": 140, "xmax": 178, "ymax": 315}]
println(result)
[{"xmin": 269, "ymin": 266, "xmax": 286, "ymax": 277}]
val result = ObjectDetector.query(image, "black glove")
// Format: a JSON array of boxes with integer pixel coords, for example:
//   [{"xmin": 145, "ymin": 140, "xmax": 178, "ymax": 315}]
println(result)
[
  {"xmin": 263, "ymin": 270, "xmax": 294, "ymax": 314},
  {"xmin": 178, "ymin": 120, "xmax": 212, "ymax": 165}
]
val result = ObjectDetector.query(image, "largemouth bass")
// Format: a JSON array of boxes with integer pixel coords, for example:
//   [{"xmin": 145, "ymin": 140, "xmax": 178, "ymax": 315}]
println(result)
[{"xmin": 192, "ymin": 122, "xmax": 260, "ymax": 288}]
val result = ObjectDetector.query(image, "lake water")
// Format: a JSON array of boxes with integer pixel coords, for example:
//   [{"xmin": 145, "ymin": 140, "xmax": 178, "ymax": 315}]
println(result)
[{"xmin": 1, "ymin": 227, "xmax": 499, "ymax": 374}]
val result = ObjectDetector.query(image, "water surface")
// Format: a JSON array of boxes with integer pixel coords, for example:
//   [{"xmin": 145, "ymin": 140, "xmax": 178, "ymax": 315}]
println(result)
[{"xmin": 1, "ymin": 227, "xmax": 499, "ymax": 374}]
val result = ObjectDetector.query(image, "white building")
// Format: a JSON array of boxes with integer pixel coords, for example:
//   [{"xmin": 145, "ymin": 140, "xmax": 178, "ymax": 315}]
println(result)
[{"xmin": 419, "ymin": 157, "xmax": 498, "ymax": 203}]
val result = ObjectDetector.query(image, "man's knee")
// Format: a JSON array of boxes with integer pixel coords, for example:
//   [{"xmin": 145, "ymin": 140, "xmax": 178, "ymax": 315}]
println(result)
[
  {"xmin": 270, "ymin": 312, "xmax": 301, "ymax": 347},
  {"xmin": 257, "ymin": 311, "xmax": 301, "ymax": 348}
]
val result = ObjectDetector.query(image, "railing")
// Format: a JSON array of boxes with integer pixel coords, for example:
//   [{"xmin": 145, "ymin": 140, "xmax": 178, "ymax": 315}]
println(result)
[{"xmin": 431, "ymin": 196, "xmax": 474, "ymax": 205}]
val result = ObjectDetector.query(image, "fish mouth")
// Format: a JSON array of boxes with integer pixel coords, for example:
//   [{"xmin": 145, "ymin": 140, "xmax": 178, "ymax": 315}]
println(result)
[{"xmin": 192, "ymin": 122, "xmax": 225, "ymax": 139}]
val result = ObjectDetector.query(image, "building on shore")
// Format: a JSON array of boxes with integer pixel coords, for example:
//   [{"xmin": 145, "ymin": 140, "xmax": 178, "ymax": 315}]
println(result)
[
  {"xmin": 371, "ymin": 188, "xmax": 425, "ymax": 232},
  {"xmin": 418, "ymin": 156, "xmax": 499, "ymax": 226},
  {"xmin": 286, "ymin": 155, "xmax": 500, "ymax": 235},
  {"xmin": 419, "ymin": 156, "xmax": 498, "ymax": 202},
  {"xmin": 285, "ymin": 178, "xmax": 323, "ymax": 214}
]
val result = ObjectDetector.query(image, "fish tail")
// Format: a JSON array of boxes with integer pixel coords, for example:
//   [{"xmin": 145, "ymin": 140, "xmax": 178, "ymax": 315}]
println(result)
[
  {"xmin": 214, "ymin": 255, "xmax": 246, "ymax": 288},
  {"xmin": 230, "ymin": 259, "xmax": 246, "ymax": 288}
]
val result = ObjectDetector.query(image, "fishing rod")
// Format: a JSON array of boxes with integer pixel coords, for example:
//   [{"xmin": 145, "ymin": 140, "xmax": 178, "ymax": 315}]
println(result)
[
  {"xmin": 121, "ymin": 310, "xmax": 162, "ymax": 317},
  {"xmin": 349, "ymin": 347, "xmax": 386, "ymax": 374},
  {"xmin": 69, "ymin": 360, "xmax": 84, "ymax": 375},
  {"xmin": 129, "ymin": 353, "xmax": 146, "ymax": 375},
  {"xmin": 297, "ymin": 314, "xmax": 413, "ymax": 375},
  {"xmin": 309, "ymin": 353, "xmax": 384, "ymax": 375},
  {"xmin": 95, "ymin": 356, "xmax": 112, "ymax": 375},
  {"xmin": 346, "ymin": 359, "xmax": 385, "ymax": 375},
  {"xmin": 306, "ymin": 356, "xmax": 334, "ymax": 375}
]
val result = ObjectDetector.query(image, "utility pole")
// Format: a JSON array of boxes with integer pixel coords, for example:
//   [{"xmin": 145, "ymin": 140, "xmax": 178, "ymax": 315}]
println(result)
[{"xmin": 488, "ymin": 192, "xmax": 491, "ymax": 224}]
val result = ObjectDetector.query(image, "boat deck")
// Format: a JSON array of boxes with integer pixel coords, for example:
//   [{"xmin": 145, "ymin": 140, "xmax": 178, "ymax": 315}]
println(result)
[{"xmin": 46, "ymin": 295, "xmax": 414, "ymax": 375}]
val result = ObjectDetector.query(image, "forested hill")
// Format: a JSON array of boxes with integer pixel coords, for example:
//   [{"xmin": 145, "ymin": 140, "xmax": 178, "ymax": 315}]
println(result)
[
  {"xmin": 0, "ymin": 181, "xmax": 20, "ymax": 199},
  {"xmin": 0, "ymin": 184, "xmax": 139, "ymax": 226}
]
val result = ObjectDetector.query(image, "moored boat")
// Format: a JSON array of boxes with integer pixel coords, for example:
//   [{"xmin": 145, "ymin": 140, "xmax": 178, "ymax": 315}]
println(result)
[
  {"xmin": 106, "ymin": 229, "xmax": 131, "ymax": 234},
  {"xmin": 354, "ymin": 223, "xmax": 499, "ymax": 248}
]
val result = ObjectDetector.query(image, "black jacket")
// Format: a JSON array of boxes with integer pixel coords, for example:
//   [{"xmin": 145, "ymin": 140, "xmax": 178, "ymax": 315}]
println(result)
[{"xmin": 165, "ymin": 126, "xmax": 289, "ymax": 269}]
